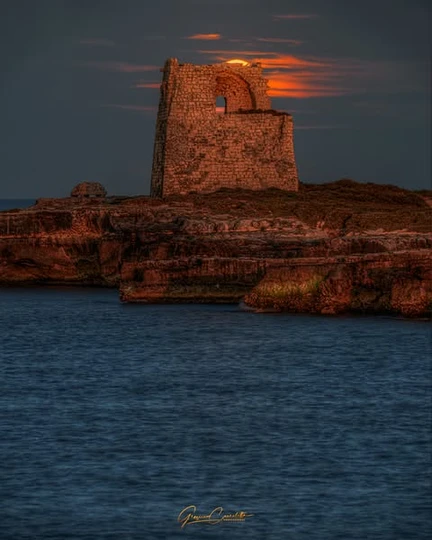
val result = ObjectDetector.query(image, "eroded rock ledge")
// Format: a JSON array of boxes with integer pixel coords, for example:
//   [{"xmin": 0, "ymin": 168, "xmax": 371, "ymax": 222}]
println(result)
[{"xmin": 0, "ymin": 180, "xmax": 431, "ymax": 317}]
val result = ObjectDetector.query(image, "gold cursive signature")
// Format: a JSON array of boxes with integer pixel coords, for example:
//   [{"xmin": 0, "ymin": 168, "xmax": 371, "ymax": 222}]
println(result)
[{"xmin": 178, "ymin": 505, "xmax": 254, "ymax": 528}]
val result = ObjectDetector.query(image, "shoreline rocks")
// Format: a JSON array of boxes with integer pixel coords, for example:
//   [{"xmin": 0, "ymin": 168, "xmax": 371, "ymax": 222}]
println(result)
[{"xmin": 1, "ymin": 180, "xmax": 431, "ymax": 317}]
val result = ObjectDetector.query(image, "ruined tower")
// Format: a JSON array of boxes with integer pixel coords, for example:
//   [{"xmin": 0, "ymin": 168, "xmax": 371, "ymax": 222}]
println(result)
[{"xmin": 150, "ymin": 58, "xmax": 299, "ymax": 197}]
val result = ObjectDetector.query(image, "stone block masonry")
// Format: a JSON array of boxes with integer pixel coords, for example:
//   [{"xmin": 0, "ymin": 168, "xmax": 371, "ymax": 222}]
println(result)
[{"xmin": 151, "ymin": 58, "xmax": 299, "ymax": 197}]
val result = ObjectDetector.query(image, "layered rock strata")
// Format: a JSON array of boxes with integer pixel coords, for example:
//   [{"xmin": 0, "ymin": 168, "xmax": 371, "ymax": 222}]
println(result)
[{"xmin": 0, "ymin": 180, "xmax": 431, "ymax": 317}]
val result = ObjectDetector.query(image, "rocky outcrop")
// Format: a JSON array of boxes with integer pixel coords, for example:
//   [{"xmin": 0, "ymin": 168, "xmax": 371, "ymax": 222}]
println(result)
[
  {"xmin": 243, "ymin": 252, "xmax": 432, "ymax": 317},
  {"xmin": 0, "ymin": 180, "xmax": 431, "ymax": 317},
  {"xmin": 70, "ymin": 182, "xmax": 107, "ymax": 198}
]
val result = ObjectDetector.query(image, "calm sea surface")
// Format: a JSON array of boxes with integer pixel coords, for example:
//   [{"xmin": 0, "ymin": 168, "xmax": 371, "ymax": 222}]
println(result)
[{"xmin": 0, "ymin": 288, "xmax": 430, "ymax": 540}]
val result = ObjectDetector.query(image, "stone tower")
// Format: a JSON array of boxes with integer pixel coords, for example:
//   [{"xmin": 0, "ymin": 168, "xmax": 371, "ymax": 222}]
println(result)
[{"xmin": 150, "ymin": 58, "xmax": 299, "ymax": 197}]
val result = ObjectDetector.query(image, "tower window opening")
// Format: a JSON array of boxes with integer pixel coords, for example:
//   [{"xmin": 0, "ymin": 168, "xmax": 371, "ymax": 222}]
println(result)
[{"xmin": 216, "ymin": 95, "xmax": 226, "ymax": 114}]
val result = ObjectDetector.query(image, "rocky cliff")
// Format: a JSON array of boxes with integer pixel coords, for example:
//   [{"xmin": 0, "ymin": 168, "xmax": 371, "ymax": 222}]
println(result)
[{"xmin": 0, "ymin": 180, "xmax": 431, "ymax": 317}]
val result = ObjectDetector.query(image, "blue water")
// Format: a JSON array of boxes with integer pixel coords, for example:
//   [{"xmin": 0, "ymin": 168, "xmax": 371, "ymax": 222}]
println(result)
[
  {"xmin": 0, "ymin": 288, "xmax": 431, "ymax": 539},
  {"xmin": 0, "ymin": 199, "xmax": 35, "ymax": 211}
]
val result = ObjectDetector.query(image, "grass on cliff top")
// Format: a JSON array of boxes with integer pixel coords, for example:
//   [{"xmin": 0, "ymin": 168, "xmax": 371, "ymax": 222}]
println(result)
[
  {"xmin": 184, "ymin": 179, "xmax": 427, "ymax": 209},
  {"xmin": 253, "ymin": 277, "xmax": 323, "ymax": 298},
  {"xmin": 167, "ymin": 179, "xmax": 430, "ymax": 232},
  {"xmin": 24, "ymin": 179, "xmax": 431, "ymax": 233}
]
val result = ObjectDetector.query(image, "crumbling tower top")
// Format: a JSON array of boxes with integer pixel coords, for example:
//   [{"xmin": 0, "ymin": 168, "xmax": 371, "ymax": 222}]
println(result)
[{"xmin": 151, "ymin": 58, "xmax": 298, "ymax": 197}]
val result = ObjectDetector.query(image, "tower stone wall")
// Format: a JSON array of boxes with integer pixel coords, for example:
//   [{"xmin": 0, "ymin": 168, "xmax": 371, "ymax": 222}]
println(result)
[{"xmin": 151, "ymin": 58, "xmax": 299, "ymax": 197}]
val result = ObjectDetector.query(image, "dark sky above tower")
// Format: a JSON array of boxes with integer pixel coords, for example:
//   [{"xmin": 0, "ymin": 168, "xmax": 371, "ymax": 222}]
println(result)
[{"xmin": 0, "ymin": 0, "xmax": 430, "ymax": 197}]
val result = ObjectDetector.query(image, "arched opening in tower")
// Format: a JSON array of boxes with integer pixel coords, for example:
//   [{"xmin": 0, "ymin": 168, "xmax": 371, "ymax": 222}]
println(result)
[
  {"xmin": 215, "ymin": 71, "xmax": 255, "ymax": 113},
  {"xmin": 216, "ymin": 95, "xmax": 227, "ymax": 114}
]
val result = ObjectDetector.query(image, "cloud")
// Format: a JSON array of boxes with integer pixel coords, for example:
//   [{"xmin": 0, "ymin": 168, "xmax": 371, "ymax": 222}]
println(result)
[
  {"xmin": 256, "ymin": 55, "xmax": 331, "ymax": 69},
  {"xmin": 101, "ymin": 104, "xmax": 157, "ymax": 113},
  {"xmin": 198, "ymin": 50, "xmax": 336, "ymax": 96},
  {"xmin": 186, "ymin": 33, "xmax": 222, "ymax": 40},
  {"xmin": 256, "ymin": 38, "xmax": 303, "ymax": 45},
  {"xmin": 79, "ymin": 38, "xmax": 115, "ymax": 47},
  {"xmin": 199, "ymin": 49, "xmax": 279, "ymax": 57},
  {"xmin": 133, "ymin": 82, "xmax": 160, "ymax": 89},
  {"xmin": 83, "ymin": 62, "xmax": 160, "ymax": 73},
  {"xmin": 267, "ymin": 71, "xmax": 347, "ymax": 98},
  {"xmin": 198, "ymin": 51, "xmax": 327, "ymax": 67},
  {"xmin": 198, "ymin": 49, "xmax": 422, "ymax": 99},
  {"xmin": 273, "ymin": 14, "xmax": 319, "ymax": 20}
]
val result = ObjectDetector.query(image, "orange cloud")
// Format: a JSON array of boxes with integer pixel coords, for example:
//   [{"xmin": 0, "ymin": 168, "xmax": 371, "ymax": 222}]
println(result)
[
  {"xmin": 197, "ymin": 50, "xmax": 342, "ymax": 97},
  {"xmin": 101, "ymin": 104, "xmax": 157, "ymax": 113},
  {"xmin": 256, "ymin": 38, "xmax": 303, "ymax": 45},
  {"xmin": 198, "ymin": 50, "xmax": 328, "ymax": 66},
  {"xmin": 186, "ymin": 33, "xmax": 222, "ymax": 40},
  {"xmin": 257, "ymin": 55, "xmax": 330, "ymax": 69},
  {"xmin": 197, "ymin": 49, "xmax": 416, "ymax": 98},
  {"xmin": 200, "ymin": 50, "xmax": 330, "ymax": 68},
  {"xmin": 83, "ymin": 62, "xmax": 159, "ymax": 73},
  {"xmin": 267, "ymin": 72, "xmax": 347, "ymax": 98},
  {"xmin": 133, "ymin": 82, "xmax": 160, "ymax": 89},
  {"xmin": 199, "ymin": 49, "xmax": 278, "ymax": 57},
  {"xmin": 273, "ymin": 14, "xmax": 319, "ymax": 20}
]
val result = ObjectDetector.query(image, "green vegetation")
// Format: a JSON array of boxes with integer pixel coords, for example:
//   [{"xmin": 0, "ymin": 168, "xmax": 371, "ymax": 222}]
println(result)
[{"xmin": 255, "ymin": 276, "xmax": 322, "ymax": 300}]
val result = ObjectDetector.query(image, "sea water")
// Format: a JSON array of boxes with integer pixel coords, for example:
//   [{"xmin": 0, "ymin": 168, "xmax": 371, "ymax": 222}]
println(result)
[
  {"xmin": 0, "ymin": 287, "xmax": 430, "ymax": 540},
  {"xmin": 0, "ymin": 199, "xmax": 35, "ymax": 211}
]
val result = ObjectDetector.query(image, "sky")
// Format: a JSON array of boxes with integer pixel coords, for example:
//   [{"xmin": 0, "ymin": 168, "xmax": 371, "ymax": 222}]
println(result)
[{"xmin": 0, "ymin": 0, "xmax": 430, "ymax": 197}]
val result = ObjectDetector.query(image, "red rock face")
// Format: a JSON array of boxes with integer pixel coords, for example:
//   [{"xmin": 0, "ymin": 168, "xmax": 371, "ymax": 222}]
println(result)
[
  {"xmin": 243, "ymin": 254, "xmax": 432, "ymax": 317},
  {"xmin": 0, "ymin": 181, "xmax": 431, "ymax": 317}
]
